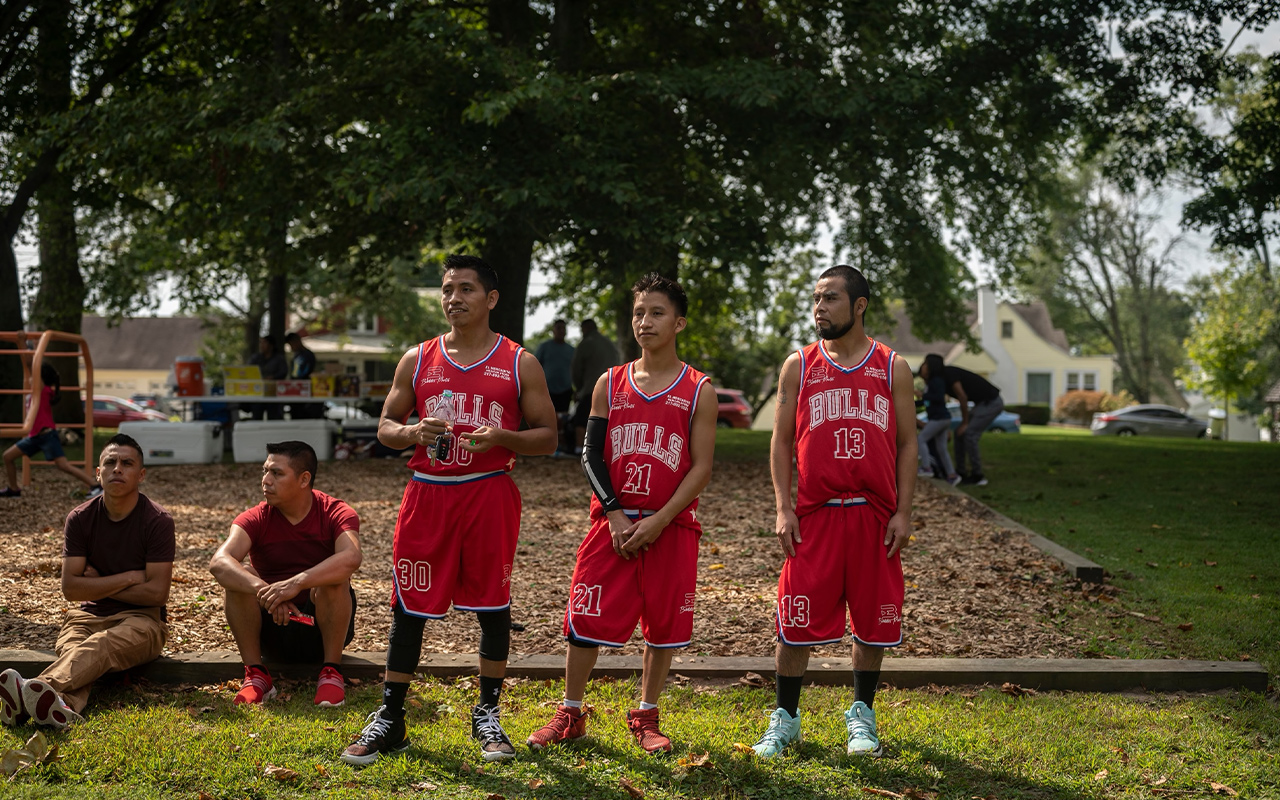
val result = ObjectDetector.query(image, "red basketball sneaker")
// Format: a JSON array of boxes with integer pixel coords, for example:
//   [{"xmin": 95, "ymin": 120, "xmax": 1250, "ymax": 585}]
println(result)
[
  {"xmin": 233, "ymin": 665, "xmax": 276, "ymax": 705},
  {"xmin": 526, "ymin": 704, "xmax": 589, "ymax": 750},
  {"xmin": 626, "ymin": 708, "xmax": 672, "ymax": 753},
  {"xmin": 313, "ymin": 666, "xmax": 345, "ymax": 707}
]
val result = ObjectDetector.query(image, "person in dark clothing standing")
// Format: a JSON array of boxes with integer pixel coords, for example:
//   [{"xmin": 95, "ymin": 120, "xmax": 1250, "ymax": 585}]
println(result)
[
  {"xmin": 918, "ymin": 359, "xmax": 1003, "ymax": 486},
  {"xmin": 249, "ymin": 336, "xmax": 289, "ymax": 421},
  {"xmin": 285, "ymin": 333, "xmax": 323, "ymax": 419},
  {"xmin": 916, "ymin": 354, "xmax": 961, "ymax": 486}
]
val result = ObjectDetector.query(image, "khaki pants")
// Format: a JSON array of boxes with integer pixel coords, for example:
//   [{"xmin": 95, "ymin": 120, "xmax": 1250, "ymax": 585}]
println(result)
[{"xmin": 37, "ymin": 608, "xmax": 166, "ymax": 713}]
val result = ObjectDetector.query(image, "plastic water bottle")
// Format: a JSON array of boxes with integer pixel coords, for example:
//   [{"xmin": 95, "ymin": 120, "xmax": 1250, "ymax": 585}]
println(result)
[{"xmin": 431, "ymin": 389, "xmax": 456, "ymax": 465}]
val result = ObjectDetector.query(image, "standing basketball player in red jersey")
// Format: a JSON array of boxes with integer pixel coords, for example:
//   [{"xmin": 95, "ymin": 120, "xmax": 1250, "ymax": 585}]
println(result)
[
  {"xmin": 340, "ymin": 255, "xmax": 558, "ymax": 766},
  {"xmin": 525, "ymin": 274, "xmax": 717, "ymax": 755},
  {"xmin": 752, "ymin": 265, "xmax": 917, "ymax": 760}
]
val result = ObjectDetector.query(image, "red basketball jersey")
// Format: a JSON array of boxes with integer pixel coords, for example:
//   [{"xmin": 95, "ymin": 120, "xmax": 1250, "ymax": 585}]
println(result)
[
  {"xmin": 406, "ymin": 334, "xmax": 525, "ymax": 477},
  {"xmin": 589, "ymin": 361, "xmax": 710, "ymax": 526},
  {"xmin": 794, "ymin": 339, "xmax": 899, "ymax": 519}
]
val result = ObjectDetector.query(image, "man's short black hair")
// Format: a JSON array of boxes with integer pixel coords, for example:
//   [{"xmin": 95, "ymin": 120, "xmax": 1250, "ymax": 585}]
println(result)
[
  {"xmin": 553, "ymin": 318, "xmax": 567, "ymax": 327},
  {"xmin": 631, "ymin": 273, "xmax": 688, "ymax": 317},
  {"xmin": 285, "ymin": 332, "xmax": 303, "ymax": 345},
  {"xmin": 444, "ymin": 254, "xmax": 499, "ymax": 295},
  {"xmin": 266, "ymin": 440, "xmax": 319, "ymax": 485},
  {"xmin": 581, "ymin": 318, "xmax": 598, "ymax": 334},
  {"xmin": 104, "ymin": 433, "xmax": 145, "ymax": 467},
  {"xmin": 818, "ymin": 265, "xmax": 871, "ymax": 318}
]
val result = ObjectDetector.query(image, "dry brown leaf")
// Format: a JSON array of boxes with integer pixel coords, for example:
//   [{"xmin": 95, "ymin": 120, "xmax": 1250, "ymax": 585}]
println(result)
[
  {"xmin": 999, "ymin": 682, "xmax": 1037, "ymax": 697},
  {"xmin": 197, "ymin": 792, "xmax": 216, "ymax": 800},
  {"xmin": 1204, "ymin": 560, "xmax": 1217, "ymax": 567},
  {"xmin": 1206, "ymin": 781, "xmax": 1238, "ymax": 796},
  {"xmin": 1110, "ymin": 746, "xmax": 1129, "ymax": 763},
  {"xmin": 861, "ymin": 789, "xmax": 903, "ymax": 798},
  {"xmin": 528, "ymin": 778, "xmax": 545, "ymax": 789},
  {"xmin": 1177, "ymin": 623, "xmax": 1194, "ymax": 631},
  {"xmin": 708, "ymin": 564, "xmax": 725, "ymax": 570},
  {"xmin": 264, "ymin": 765, "xmax": 300, "ymax": 781},
  {"xmin": 485, "ymin": 794, "xmax": 507, "ymax": 800},
  {"xmin": 315, "ymin": 764, "xmax": 331, "ymax": 777},
  {"xmin": 732, "ymin": 742, "xmax": 755, "ymax": 754},
  {"xmin": 410, "ymin": 781, "xmax": 437, "ymax": 791},
  {"xmin": 678, "ymin": 751, "xmax": 713, "ymax": 769},
  {"xmin": 737, "ymin": 672, "xmax": 767, "ymax": 687},
  {"xmin": 619, "ymin": 777, "xmax": 645, "ymax": 798},
  {"xmin": 1094, "ymin": 769, "xmax": 1109, "ymax": 781},
  {"xmin": 902, "ymin": 790, "xmax": 938, "ymax": 800}
]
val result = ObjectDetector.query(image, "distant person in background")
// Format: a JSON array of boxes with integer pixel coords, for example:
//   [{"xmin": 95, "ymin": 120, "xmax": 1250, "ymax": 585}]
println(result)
[
  {"xmin": 1, "ymin": 362, "xmax": 101, "ymax": 499},
  {"xmin": 569, "ymin": 319, "xmax": 620, "ymax": 454},
  {"xmin": 534, "ymin": 319, "xmax": 575, "ymax": 456},
  {"xmin": 0, "ymin": 434, "xmax": 173, "ymax": 729},
  {"xmin": 919, "ymin": 359, "xmax": 1003, "ymax": 486},
  {"xmin": 249, "ymin": 335, "xmax": 288, "ymax": 421},
  {"xmin": 916, "ymin": 354, "xmax": 961, "ymax": 486},
  {"xmin": 285, "ymin": 332, "xmax": 323, "ymax": 420}
]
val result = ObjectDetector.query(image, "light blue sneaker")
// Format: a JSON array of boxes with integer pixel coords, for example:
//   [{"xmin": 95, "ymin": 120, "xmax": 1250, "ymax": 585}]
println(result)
[
  {"xmin": 752, "ymin": 707, "xmax": 801, "ymax": 758},
  {"xmin": 844, "ymin": 701, "xmax": 883, "ymax": 757}
]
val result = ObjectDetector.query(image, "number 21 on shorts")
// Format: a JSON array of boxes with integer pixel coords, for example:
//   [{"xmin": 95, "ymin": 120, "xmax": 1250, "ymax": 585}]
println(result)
[{"xmin": 571, "ymin": 584, "xmax": 603, "ymax": 617}]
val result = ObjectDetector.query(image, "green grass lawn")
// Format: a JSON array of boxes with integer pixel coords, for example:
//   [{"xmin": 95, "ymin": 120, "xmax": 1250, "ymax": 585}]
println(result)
[
  {"xmin": 2, "ymin": 678, "xmax": 1276, "ymax": 799},
  {"xmin": 962, "ymin": 426, "xmax": 1280, "ymax": 674}
]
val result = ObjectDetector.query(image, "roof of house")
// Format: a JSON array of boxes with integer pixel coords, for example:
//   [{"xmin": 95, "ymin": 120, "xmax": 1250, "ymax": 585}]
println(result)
[
  {"xmin": 79, "ymin": 315, "xmax": 210, "ymax": 371},
  {"xmin": 870, "ymin": 298, "xmax": 1073, "ymax": 357},
  {"xmin": 1008, "ymin": 303, "xmax": 1071, "ymax": 353},
  {"xmin": 1266, "ymin": 378, "xmax": 1280, "ymax": 404}
]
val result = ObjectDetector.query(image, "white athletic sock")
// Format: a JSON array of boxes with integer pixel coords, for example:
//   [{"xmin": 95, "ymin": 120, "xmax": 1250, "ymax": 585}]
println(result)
[
  {"xmin": 638, "ymin": 701, "xmax": 658, "ymax": 711},
  {"xmin": 562, "ymin": 698, "xmax": 584, "ymax": 709}
]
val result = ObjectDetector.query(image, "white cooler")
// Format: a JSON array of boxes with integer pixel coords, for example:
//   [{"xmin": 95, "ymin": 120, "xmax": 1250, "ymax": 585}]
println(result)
[
  {"xmin": 118, "ymin": 421, "xmax": 223, "ymax": 465},
  {"xmin": 232, "ymin": 420, "xmax": 336, "ymax": 463}
]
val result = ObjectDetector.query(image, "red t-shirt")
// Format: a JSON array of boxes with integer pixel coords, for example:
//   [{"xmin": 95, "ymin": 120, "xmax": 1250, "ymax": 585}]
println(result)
[
  {"xmin": 233, "ymin": 490, "xmax": 360, "ymax": 598},
  {"xmin": 794, "ymin": 339, "xmax": 900, "ymax": 520},
  {"xmin": 63, "ymin": 494, "xmax": 176, "ymax": 617}
]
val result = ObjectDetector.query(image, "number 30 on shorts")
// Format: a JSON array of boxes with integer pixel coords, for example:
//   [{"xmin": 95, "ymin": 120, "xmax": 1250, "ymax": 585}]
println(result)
[
  {"xmin": 778, "ymin": 594, "xmax": 810, "ymax": 627},
  {"xmin": 396, "ymin": 559, "xmax": 431, "ymax": 591}
]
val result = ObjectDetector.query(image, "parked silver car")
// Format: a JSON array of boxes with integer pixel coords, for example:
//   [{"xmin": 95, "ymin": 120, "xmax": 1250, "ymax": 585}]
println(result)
[{"xmin": 1090, "ymin": 404, "xmax": 1208, "ymax": 438}]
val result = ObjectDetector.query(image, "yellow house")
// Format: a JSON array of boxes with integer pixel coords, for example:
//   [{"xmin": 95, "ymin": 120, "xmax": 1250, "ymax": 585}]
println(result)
[
  {"xmin": 78, "ymin": 315, "xmax": 210, "ymax": 397},
  {"xmin": 871, "ymin": 288, "xmax": 1113, "ymax": 408}
]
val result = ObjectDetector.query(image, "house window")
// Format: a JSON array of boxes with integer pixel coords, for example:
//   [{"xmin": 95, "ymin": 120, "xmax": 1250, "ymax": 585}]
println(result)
[
  {"xmin": 1026, "ymin": 372, "xmax": 1052, "ymax": 404},
  {"xmin": 1067, "ymin": 371, "xmax": 1079, "ymax": 392},
  {"xmin": 348, "ymin": 312, "xmax": 376, "ymax": 334},
  {"xmin": 1067, "ymin": 371, "xmax": 1097, "ymax": 392},
  {"xmin": 1001, "ymin": 320, "xmax": 1013, "ymax": 339},
  {"xmin": 1083, "ymin": 373, "xmax": 1096, "ymax": 391}
]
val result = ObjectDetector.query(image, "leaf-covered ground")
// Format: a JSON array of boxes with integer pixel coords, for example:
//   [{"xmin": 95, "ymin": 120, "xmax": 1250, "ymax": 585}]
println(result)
[{"xmin": 0, "ymin": 456, "xmax": 1096, "ymax": 660}]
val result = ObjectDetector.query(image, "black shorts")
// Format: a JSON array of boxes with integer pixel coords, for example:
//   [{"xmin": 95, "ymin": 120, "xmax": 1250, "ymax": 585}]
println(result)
[
  {"xmin": 569, "ymin": 397, "xmax": 592, "ymax": 428},
  {"xmin": 550, "ymin": 390, "xmax": 573, "ymax": 414},
  {"xmin": 260, "ymin": 587, "xmax": 356, "ymax": 664}
]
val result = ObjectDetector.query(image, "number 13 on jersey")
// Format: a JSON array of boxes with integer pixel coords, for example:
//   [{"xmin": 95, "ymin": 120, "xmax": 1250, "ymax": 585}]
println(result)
[{"xmin": 833, "ymin": 427, "xmax": 865, "ymax": 459}]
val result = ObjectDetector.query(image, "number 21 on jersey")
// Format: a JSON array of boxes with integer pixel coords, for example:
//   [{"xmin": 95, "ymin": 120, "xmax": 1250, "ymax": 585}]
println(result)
[
  {"xmin": 622, "ymin": 463, "xmax": 651, "ymax": 496},
  {"xmin": 833, "ymin": 427, "xmax": 865, "ymax": 459}
]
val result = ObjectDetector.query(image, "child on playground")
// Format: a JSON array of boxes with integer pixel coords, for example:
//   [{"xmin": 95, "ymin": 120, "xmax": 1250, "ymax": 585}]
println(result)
[{"xmin": 1, "ymin": 363, "xmax": 101, "ymax": 499}]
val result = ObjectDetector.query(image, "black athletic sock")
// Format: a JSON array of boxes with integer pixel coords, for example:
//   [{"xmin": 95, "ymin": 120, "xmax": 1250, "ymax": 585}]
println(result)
[
  {"xmin": 478, "ymin": 675, "xmax": 503, "ymax": 709},
  {"xmin": 248, "ymin": 664, "xmax": 266, "ymax": 675},
  {"xmin": 853, "ymin": 670, "xmax": 880, "ymax": 708},
  {"xmin": 383, "ymin": 681, "xmax": 410, "ymax": 719},
  {"xmin": 322, "ymin": 662, "xmax": 342, "ymax": 672},
  {"xmin": 776, "ymin": 674, "xmax": 803, "ymax": 718}
]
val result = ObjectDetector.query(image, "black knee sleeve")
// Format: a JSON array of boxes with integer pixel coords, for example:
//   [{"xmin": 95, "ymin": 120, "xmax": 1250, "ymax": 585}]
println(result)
[
  {"xmin": 476, "ymin": 608, "xmax": 511, "ymax": 662},
  {"xmin": 386, "ymin": 600, "xmax": 426, "ymax": 675},
  {"xmin": 567, "ymin": 631, "xmax": 599, "ymax": 650}
]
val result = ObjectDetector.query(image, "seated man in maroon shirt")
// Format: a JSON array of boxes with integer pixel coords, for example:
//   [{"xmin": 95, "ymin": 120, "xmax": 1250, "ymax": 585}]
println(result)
[
  {"xmin": 209, "ymin": 441, "xmax": 363, "ymax": 707},
  {"xmin": 0, "ymin": 433, "xmax": 174, "ymax": 729}
]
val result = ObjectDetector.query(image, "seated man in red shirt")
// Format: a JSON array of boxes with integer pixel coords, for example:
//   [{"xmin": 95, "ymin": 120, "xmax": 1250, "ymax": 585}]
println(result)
[{"xmin": 209, "ymin": 441, "xmax": 362, "ymax": 707}]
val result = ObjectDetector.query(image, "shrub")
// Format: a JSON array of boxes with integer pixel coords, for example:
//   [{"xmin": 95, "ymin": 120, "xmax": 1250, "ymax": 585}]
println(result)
[
  {"xmin": 1055, "ymin": 391, "xmax": 1106, "ymax": 424},
  {"xmin": 1006, "ymin": 403, "xmax": 1051, "ymax": 425},
  {"xmin": 1100, "ymin": 390, "xmax": 1135, "ymax": 412}
]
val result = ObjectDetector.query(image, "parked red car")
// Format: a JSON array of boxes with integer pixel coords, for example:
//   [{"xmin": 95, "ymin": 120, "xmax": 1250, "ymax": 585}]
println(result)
[
  {"xmin": 716, "ymin": 389, "xmax": 753, "ymax": 428},
  {"xmin": 93, "ymin": 395, "xmax": 169, "ymax": 428}
]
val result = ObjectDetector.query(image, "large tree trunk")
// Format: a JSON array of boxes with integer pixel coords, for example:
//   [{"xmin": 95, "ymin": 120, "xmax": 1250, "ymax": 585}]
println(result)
[
  {"xmin": 0, "ymin": 243, "xmax": 24, "ymax": 424},
  {"xmin": 28, "ymin": 0, "xmax": 85, "ymax": 426},
  {"xmin": 483, "ymin": 225, "xmax": 535, "ymax": 344}
]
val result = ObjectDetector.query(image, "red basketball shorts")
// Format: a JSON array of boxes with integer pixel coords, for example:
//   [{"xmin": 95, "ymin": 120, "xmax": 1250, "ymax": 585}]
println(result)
[
  {"xmin": 563, "ymin": 512, "xmax": 701, "ymax": 648},
  {"xmin": 391, "ymin": 472, "xmax": 521, "ymax": 618},
  {"xmin": 775, "ymin": 500, "xmax": 904, "ymax": 647}
]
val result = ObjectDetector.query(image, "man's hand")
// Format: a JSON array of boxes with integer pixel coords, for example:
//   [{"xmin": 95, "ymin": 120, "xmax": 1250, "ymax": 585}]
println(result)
[
  {"xmin": 621, "ymin": 515, "xmax": 666, "ymax": 555},
  {"xmin": 884, "ymin": 511, "xmax": 911, "ymax": 558},
  {"xmin": 458, "ymin": 426, "xmax": 502, "ymax": 454},
  {"xmin": 606, "ymin": 510, "xmax": 639, "ymax": 559},
  {"xmin": 268, "ymin": 600, "xmax": 302, "ymax": 627},
  {"xmin": 83, "ymin": 565, "xmax": 145, "ymax": 585},
  {"xmin": 83, "ymin": 565, "xmax": 100, "ymax": 579},
  {"xmin": 257, "ymin": 576, "xmax": 304, "ymax": 614},
  {"xmin": 412, "ymin": 416, "xmax": 452, "ymax": 447},
  {"xmin": 776, "ymin": 507, "xmax": 801, "ymax": 558}
]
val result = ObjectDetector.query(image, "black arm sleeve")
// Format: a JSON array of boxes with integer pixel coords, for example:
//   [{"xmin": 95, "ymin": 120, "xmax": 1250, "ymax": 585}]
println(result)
[{"xmin": 581, "ymin": 415, "xmax": 621, "ymax": 512}]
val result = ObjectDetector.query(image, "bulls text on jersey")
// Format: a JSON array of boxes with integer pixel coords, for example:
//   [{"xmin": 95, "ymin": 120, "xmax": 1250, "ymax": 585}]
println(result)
[
  {"xmin": 609, "ymin": 423, "xmax": 684, "ymax": 471},
  {"xmin": 806, "ymin": 387, "xmax": 891, "ymax": 432},
  {"xmin": 424, "ymin": 391, "xmax": 505, "ymax": 430}
]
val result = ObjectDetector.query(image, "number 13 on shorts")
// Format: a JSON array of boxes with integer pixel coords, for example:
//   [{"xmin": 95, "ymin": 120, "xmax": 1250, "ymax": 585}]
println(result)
[{"xmin": 779, "ymin": 594, "xmax": 810, "ymax": 627}]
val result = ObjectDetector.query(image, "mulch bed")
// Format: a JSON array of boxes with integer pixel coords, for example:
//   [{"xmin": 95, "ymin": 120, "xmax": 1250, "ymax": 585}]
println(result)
[{"xmin": 0, "ymin": 456, "xmax": 1095, "ymax": 660}]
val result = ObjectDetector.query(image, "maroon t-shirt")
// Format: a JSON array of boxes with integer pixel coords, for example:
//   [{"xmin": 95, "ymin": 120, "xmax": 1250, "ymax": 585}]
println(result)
[
  {"xmin": 62, "ymin": 494, "xmax": 176, "ymax": 617},
  {"xmin": 233, "ymin": 490, "xmax": 360, "ymax": 601}
]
